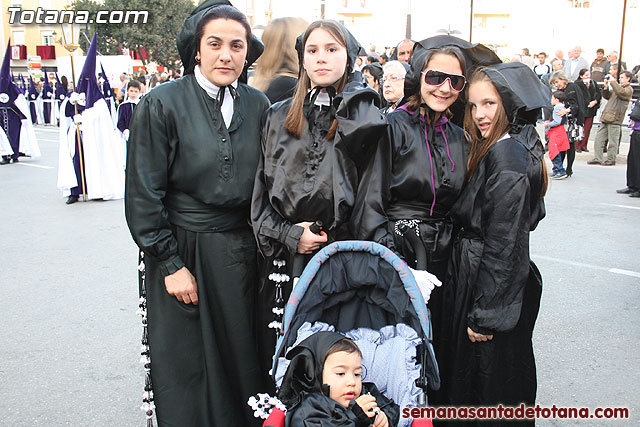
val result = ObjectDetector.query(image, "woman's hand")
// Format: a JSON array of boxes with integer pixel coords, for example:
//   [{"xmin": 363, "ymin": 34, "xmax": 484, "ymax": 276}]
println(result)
[
  {"xmin": 588, "ymin": 100, "xmax": 597, "ymax": 108},
  {"xmin": 467, "ymin": 327, "xmax": 493, "ymax": 343},
  {"xmin": 164, "ymin": 266, "xmax": 199, "ymax": 305},
  {"xmin": 296, "ymin": 221, "xmax": 328, "ymax": 254},
  {"xmin": 355, "ymin": 394, "xmax": 378, "ymax": 418}
]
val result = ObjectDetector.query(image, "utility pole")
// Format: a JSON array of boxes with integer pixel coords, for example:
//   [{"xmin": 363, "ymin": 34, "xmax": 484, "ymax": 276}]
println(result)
[{"xmin": 469, "ymin": 0, "xmax": 474, "ymax": 43}]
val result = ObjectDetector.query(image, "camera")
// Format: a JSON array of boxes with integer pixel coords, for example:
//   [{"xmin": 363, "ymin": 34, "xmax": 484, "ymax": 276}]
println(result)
[{"xmin": 605, "ymin": 74, "xmax": 612, "ymax": 81}]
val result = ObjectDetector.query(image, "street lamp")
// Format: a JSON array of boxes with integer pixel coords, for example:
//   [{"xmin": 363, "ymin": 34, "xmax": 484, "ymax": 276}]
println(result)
[{"xmin": 57, "ymin": 5, "xmax": 80, "ymax": 90}]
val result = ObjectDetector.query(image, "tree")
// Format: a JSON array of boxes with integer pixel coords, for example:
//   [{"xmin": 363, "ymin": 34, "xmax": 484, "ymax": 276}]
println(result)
[{"xmin": 72, "ymin": 0, "xmax": 194, "ymax": 69}]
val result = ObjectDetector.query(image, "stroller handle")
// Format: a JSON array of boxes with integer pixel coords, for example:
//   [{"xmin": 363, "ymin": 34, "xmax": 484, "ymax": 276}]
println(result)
[{"xmin": 397, "ymin": 223, "xmax": 428, "ymax": 270}]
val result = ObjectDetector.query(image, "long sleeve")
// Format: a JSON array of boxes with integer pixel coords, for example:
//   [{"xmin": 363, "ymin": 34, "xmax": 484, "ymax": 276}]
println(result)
[
  {"xmin": 124, "ymin": 95, "xmax": 184, "ymax": 276},
  {"xmin": 610, "ymin": 81, "xmax": 632, "ymax": 101},
  {"xmin": 334, "ymin": 72, "xmax": 387, "ymax": 170},
  {"xmin": 546, "ymin": 106, "xmax": 563, "ymax": 128},
  {"xmin": 467, "ymin": 168, "xmax": 532, "ymax": 335},
  {"xmin": 350, "ymin": 126, "xmax": 396, "ymax": 251},
  {"xmin": 250, "ymin": 122, "xmax": 304, "ymax": 258}
]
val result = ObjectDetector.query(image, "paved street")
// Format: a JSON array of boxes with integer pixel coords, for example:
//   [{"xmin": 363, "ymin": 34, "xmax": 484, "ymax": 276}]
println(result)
[{"xmin": 1, "ymin": 124, "xmax": 638, "ymax": 426}]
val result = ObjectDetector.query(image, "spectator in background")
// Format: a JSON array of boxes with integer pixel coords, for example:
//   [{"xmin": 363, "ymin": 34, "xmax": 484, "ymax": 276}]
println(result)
[
  {"xmin": 563, "ymin": 46, "xmax": 589, "ymax": 81},
  {"xmin": 368, "ymin": 44, "xmax": 381, "ymax": 61},
  {"xmin": 393, "ymin": 39, "xmax": 415, "ymax": 63},
  {"xmin": 590, "ymin": 48, "xmax": 610, "ymax": 82},
  {"xmin": 249, "ymin": 17, "xmax": 308, "ymax": 103},
  {"xmin": 510, "ymin": 54, "xmax": 521, "ymax": 63},
  {"xmin": 159, "ymin": 72, "xmax": 169, "ymax": 84},
  {"xmin": 588, "ymin": 71, "xmax": 633, "ymax": 166},
  {"xmin": 554, "ymin": 49, "xmax": 565, "ymax": 66},
  {"xmin": 533, "ymin": 52, "xmax": 551, "ymax": 78},
  {"xmin": 380, "ymin": 53, "xmax": 388, "ymax": 65},
  {"xmin": 575, "ymin": 68, "xmax": 601, "ymax": 153},
  {"xmin": 607, "ymin": 51, "xmax": 627, "ymax": 72},
  {"xmin": 550, "ymin": 71, "xmax": 586, "ymax": 177},
  {"xmin": 362, "ymin": 62, "xmax": 385, "ymax": 108},
  {"xmin": 521, "ymin": 48, "xmax": 535, "ymax": 69},
  {"xmin": 380, "ymin": 60, "xmax": 407, "ymax": 114},
  {"xmin": 617, "ymin": 98, "xmax": 640, "ymax": 197}
]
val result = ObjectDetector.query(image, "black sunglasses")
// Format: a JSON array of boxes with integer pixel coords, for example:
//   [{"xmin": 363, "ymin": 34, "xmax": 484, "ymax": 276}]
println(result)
[{"xmin": 421, "ymin": 69, "xmax": 467, "ymax": 92}]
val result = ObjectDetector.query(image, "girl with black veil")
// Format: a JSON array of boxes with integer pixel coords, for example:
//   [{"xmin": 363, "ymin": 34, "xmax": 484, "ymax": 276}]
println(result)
[
  {"xmin": 443, "ymin": 62, "xmax": 549, "ymax": 422},
  {"xmin": 251, "ymin": 20, "xmax": 386, "ymax": 383}
]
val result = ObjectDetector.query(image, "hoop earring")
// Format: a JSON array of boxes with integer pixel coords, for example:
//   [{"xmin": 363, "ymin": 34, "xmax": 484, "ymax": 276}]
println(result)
[
  {"xmin": 244, "ymin": 60, "xmax": 248, "ymax": 66},
  {"xmin": 195, "ymin": 54, "xmax": 201, "ymax": 64}
]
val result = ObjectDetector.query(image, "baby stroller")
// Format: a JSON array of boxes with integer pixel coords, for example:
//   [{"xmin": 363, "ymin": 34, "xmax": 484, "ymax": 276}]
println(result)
[{"xmin": 253, "ymin": 240, "xmax": 439, "ymax": 427}]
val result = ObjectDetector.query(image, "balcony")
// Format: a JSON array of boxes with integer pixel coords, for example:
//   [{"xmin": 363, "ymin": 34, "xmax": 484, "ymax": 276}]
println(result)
[
  {"xmin": 36, "ymin": 45, "xmax": 56, "ymax": 60},
  {"xmin": 11, "ymin": 45, "xmax": 27, "ymax": 60}
]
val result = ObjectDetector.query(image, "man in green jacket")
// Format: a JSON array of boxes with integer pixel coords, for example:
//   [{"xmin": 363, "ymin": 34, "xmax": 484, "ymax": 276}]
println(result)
[{"xmin": 588, "ymin": 70, "xmax": 633, "ymax": 166}]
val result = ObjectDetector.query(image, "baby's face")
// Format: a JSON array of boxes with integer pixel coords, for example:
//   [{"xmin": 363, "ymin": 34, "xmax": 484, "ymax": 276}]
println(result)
[{"xmin": 322, "ymin": 351, "xmax": 363, "ymax": 408}]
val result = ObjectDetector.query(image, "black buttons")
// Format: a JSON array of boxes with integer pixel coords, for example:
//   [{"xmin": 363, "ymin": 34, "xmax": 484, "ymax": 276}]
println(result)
[{"xmin": 224, "ymin": 156, "xmax": 230, "ymax": 161}]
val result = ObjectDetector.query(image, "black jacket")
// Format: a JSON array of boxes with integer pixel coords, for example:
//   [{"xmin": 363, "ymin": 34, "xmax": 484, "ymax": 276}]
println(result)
[
  {"xmin": 575, "ymin": 79, "xmax": 602, "ymax": 118},
  {"xmin": 563, "ymin": 81, "xmax": 586, "ymax": 125},
  {"xmin": 451, "ymin": 126, "xmax": 546, "ymax": 335},
  {"xmin": 286, "ymin": 383, "xmax": 399, "ymax": 427},
  {"xmin": 125, "ymin": 74, "xmax": 270, "ymax": 275},
  {"xmin": 251, "ymin": 76, "xmax": 386, "ymax": 258},
  {"xmin": 350, "ymin": 107, "xmax": 468, "ymax": 274}
]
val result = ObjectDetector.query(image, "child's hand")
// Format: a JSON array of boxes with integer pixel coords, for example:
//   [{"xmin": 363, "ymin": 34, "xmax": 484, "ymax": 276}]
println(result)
[
  {"xmin": 373, "ymin": 410, "xmax": 389, "ymax": 427},
  {"xmin": 355, "ymin": 394, "xmax": 378, "ymax": 418}
]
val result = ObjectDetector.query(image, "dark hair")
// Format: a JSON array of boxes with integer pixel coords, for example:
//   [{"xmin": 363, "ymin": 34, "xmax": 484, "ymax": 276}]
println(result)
[
  {"xmin": 366, "ymin": 55, "xmax": 379, "ymax": 64},
  {"xmin": 137, "ymin": 75, "xmax": 146, "ymax": 85},
  {"xmin": 284, "ymin": 20, "xmax": 350, "ymax": 139},
  {"xmin": 578, "ymin": 68, "xmax": 589, "ymax": 78},
  {"xmin": 325, "ymin": 338, "xmax": 362, "ymax": 361},
  {"xmin": 552, "ymin": 90, "xmax": 566, "ymax": 103},
  {"xmin": 128, "ymin": 79, "xmax": 142, "ymax": 90},
  {"xmin": 380, "ymin": 53, "xmax": 389, "ymax": 61},
  {"xmin": 194, "ymin": 5, "xmax": 252, "ymax": 55},
  {"xmin": 622, "ymin": 70, "xmax": 633, "ymax": 80},
  {"xmin": 405, "ymin": 45, "xmax": 467, "ymax": 113},
  {"xmin": 362, "ymin": 64, "xmax": 383, "ymax": 84},
  {"xmin": 538, "ymin": 52, "xmax": 547, "ymax": 57},
  {"xmin": 596, "ymin": 48, "xmax": 605, "ymax": 54}
]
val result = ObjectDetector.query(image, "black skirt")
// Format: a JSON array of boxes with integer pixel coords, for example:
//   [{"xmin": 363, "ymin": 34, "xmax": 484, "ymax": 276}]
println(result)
[{"xmin": 145, "ymin": 225, "xmax": 264, "ymax": 427}]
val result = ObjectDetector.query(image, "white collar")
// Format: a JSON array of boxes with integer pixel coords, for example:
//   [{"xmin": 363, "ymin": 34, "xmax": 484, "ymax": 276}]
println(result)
[
  {"xmin": 194, "ymin": 65, "xmax": 238, "ymax": 99},
  {"xmin": 194, "ymin": 65, "xmax": 237, "ymax": 127},
  {"xmin": 308, "ymin": 88, "xmax": 332, "ymax": 106}
]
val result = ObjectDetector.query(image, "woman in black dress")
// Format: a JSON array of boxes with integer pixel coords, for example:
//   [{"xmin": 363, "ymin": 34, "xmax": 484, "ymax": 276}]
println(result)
[
  {"xmin": 125, "ymin": 1, "xmax": 269, "ymax": 425},
  {"xmin": 444, "ymin": 62, "xmax": 548, "ymax": 422}
]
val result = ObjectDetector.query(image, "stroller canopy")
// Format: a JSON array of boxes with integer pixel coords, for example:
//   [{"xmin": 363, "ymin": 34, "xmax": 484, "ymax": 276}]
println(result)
[{"xmin": 275, "ymin": 240, "xmax": 439, "ymax": 390}]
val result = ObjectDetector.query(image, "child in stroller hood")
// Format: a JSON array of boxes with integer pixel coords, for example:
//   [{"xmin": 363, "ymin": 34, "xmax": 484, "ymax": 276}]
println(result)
[{"xmin": 278, "ymin": 331, "xmax": 399, "ymax": 426}]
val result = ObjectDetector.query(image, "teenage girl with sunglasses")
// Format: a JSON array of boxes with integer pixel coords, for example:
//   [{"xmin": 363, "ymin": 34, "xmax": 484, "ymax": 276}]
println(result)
[{"xmin": 351, "ymin": 35, "xmax": 500, "ymax": 404}]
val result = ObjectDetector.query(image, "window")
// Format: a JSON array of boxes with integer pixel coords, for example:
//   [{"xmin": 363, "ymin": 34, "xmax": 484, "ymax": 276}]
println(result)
[
  {"xmin": 42, "ymin": 30, "xmax": 54, "ymax": 46},
  {"xmin": 13, "ymin": 31, "xmax": 26, "ymax": 45}
]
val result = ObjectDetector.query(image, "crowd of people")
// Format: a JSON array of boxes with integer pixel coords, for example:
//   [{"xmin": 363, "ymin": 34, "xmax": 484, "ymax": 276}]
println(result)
[{"xmin": 2, "ymin": 1, "xmax": 638, "ymax": 425}]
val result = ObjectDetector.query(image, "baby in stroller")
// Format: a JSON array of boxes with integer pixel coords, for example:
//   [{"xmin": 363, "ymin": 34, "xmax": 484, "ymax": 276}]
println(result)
[
  {"xmin": 250, "ymin": 240, "xmax": 438, "ymax": 427},
  {"xmin": 279, "ymin": 331, "xmax": 397, "ymax": 426}
]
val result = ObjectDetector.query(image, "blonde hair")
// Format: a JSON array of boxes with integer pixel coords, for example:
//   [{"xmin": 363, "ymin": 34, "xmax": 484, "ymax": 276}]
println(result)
[{"xmin": 250, "ymin": 17, "xmax": 308, "ymax": 92}]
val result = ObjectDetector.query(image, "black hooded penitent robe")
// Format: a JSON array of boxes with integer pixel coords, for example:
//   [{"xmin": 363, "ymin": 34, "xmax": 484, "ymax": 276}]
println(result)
[
  {"xmin": 250, "ymin": 21, "xmax": 386, "ymax": 379},
  {"xmin": 125, "ymin": 73, "xmax": 270, "ymax": 427},
  {"xmin": 441, "ymin": 63, "xmax": 548, "ymax": 425}
]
